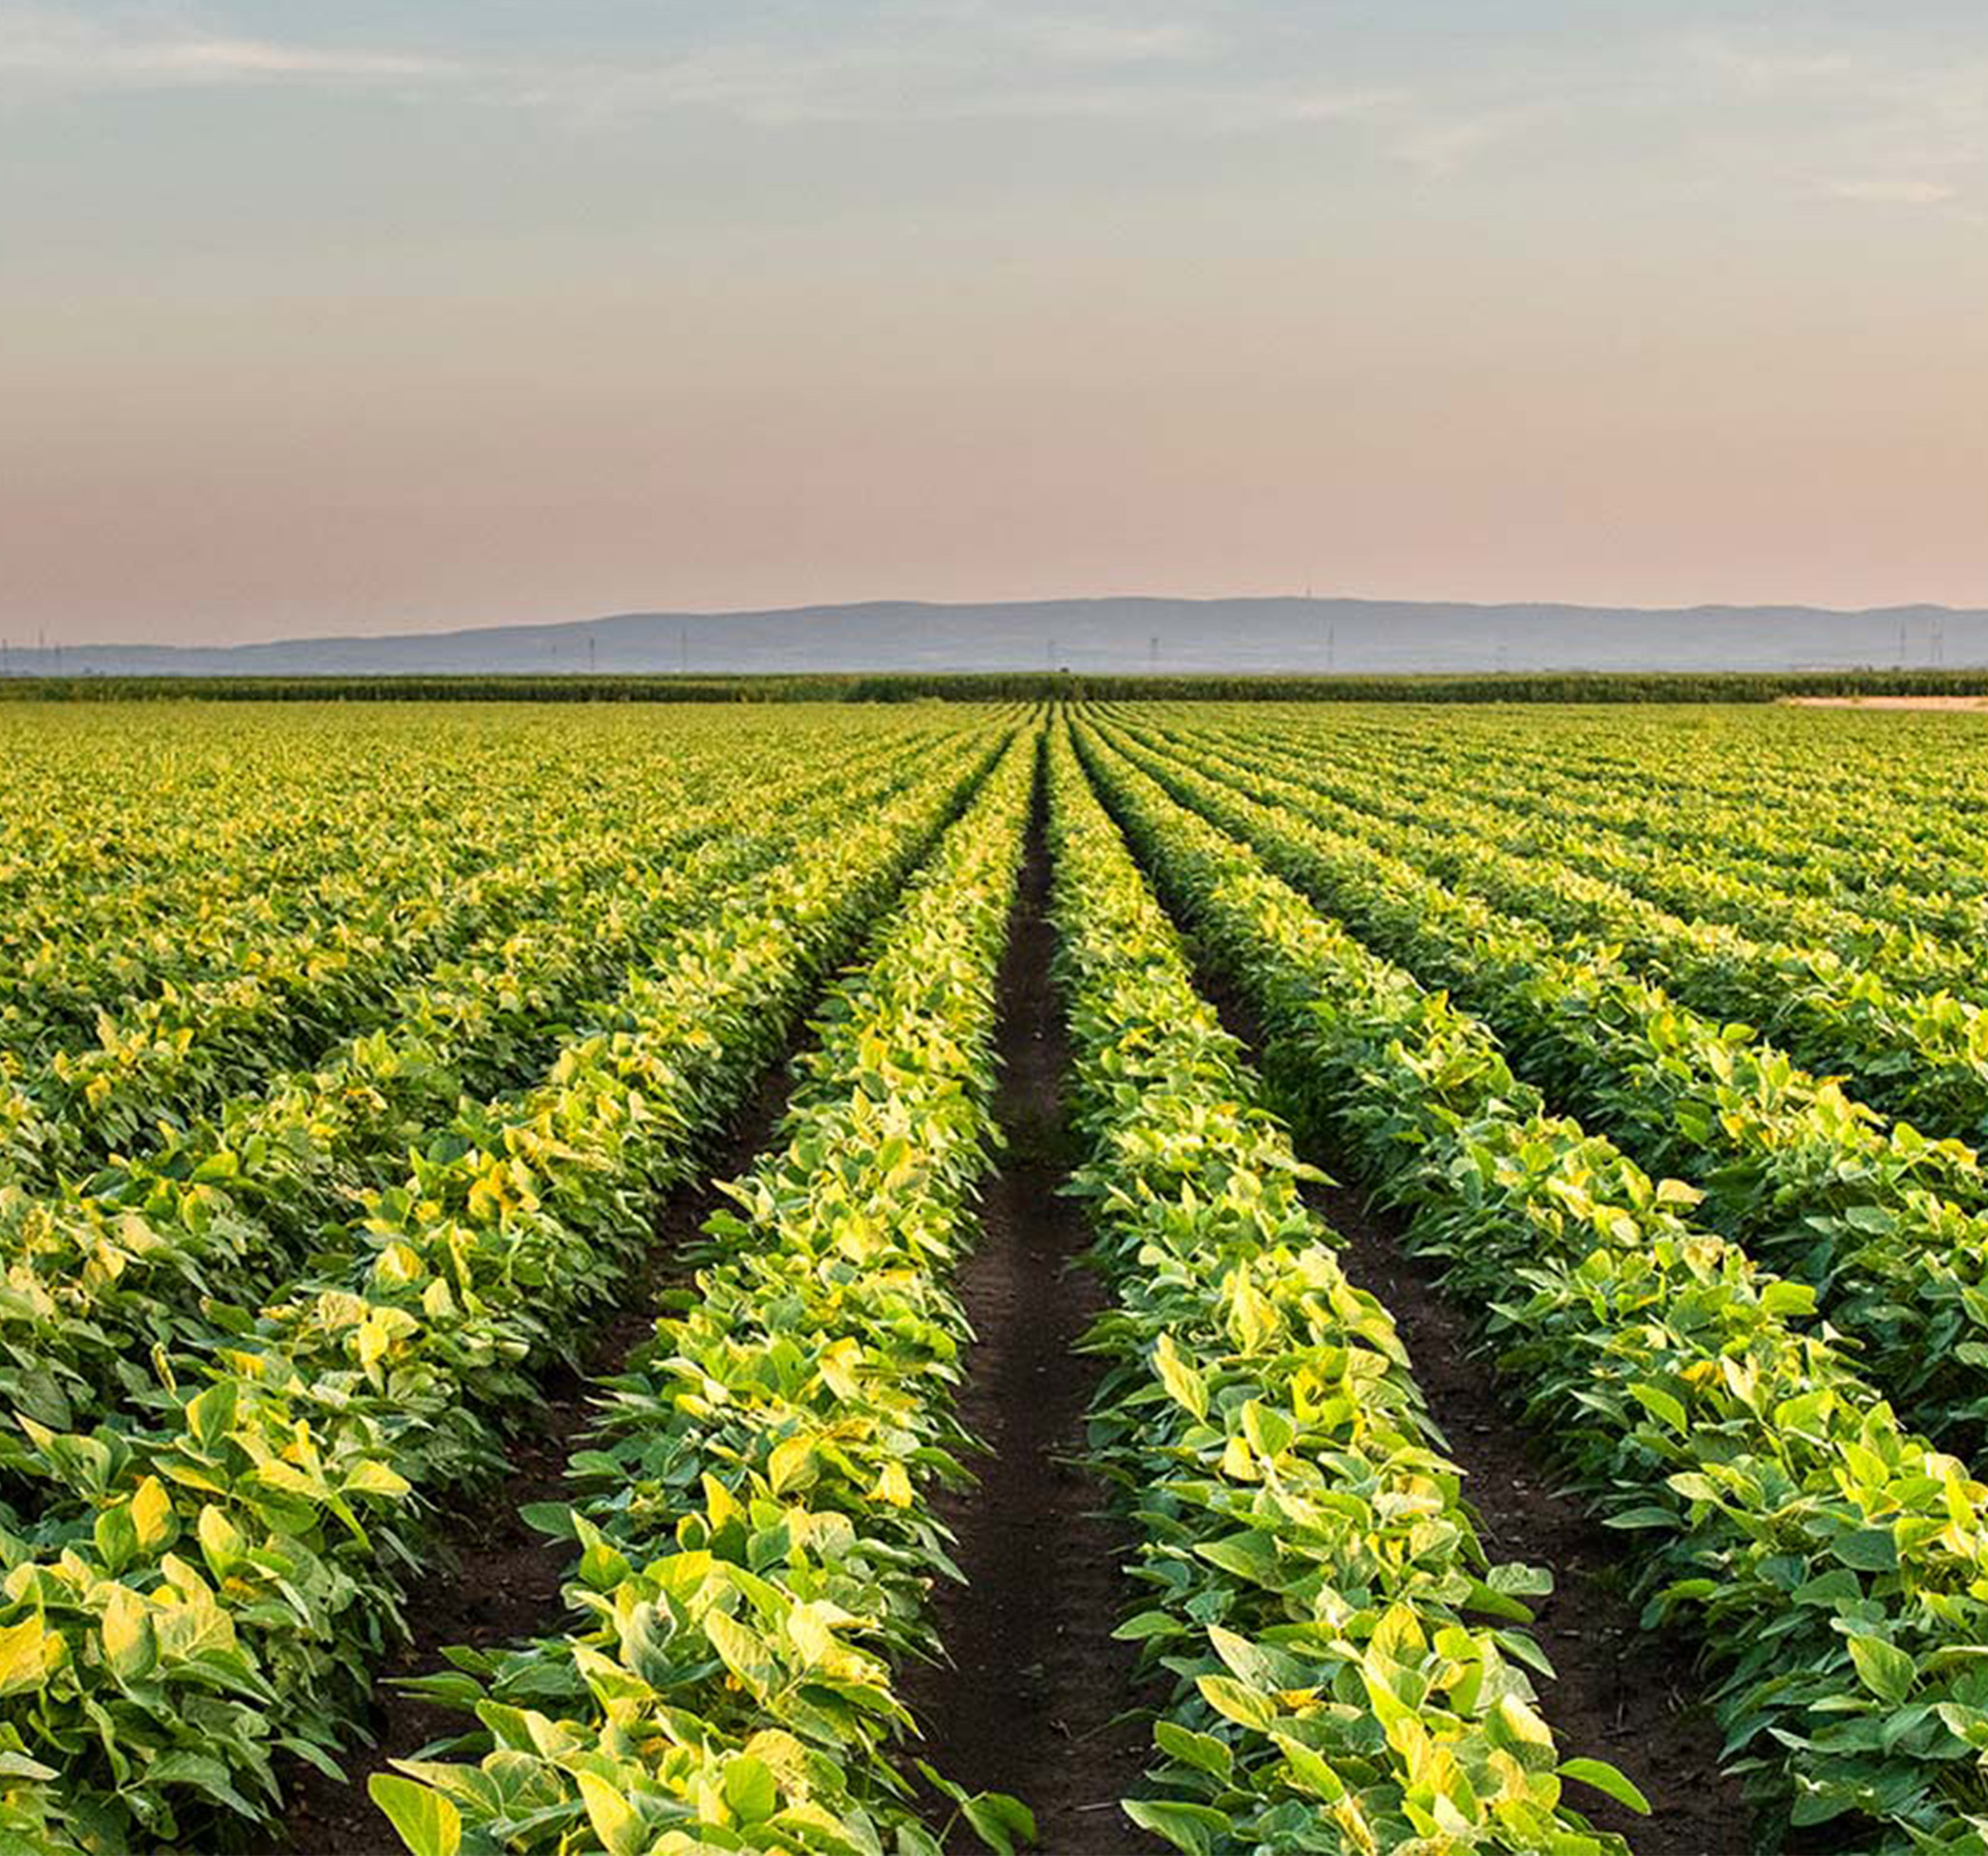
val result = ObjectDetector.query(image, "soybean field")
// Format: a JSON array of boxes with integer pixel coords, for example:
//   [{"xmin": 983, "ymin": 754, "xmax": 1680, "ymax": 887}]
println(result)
[{"xmin": 4, "ymin": 698, "xmax": 1987, "ymax": 1856}]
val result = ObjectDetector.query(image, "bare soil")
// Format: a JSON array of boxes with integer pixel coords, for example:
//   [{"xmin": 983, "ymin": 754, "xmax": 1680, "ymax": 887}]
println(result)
[
  {"xmin": 902, "ymin": 785, "xmax": 1156, "ymax": 1852},
  {"xmin": 278, "ymin": 1054, "xmax": 801, "ymax": 1855}
]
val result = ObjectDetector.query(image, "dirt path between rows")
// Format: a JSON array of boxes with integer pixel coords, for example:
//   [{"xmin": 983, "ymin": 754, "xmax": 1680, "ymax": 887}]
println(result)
[
  {"xmin": 279, "ymin": 1053, "xmax": 801, "ymax": 1855},
  {"xmin": 1188, "ymin": 966, "xmax": 1757, "ymax": 1856},
  {"xmin": 902, "ymin": 781, "xmax": 1155, "ymax": 1853}
]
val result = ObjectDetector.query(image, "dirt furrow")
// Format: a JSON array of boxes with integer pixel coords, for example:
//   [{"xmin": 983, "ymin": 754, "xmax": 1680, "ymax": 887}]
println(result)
[{"xmin": 902, "ymin": 785, "xmax": 1154, "ymax": 1852}]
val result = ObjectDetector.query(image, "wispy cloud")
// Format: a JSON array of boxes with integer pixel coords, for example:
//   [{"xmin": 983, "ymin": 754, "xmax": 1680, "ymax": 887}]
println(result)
[
  {"xmin": 1827, "ymin": 178, "xmax": 1959, "ymax": 206},
  {"xmin": 1000, "ymin": 17, "xmax": 1207, "ymax": 65},
  {"xmin": 1685, "ymin": 41, "xmax": 1861, "ymax": 96},
  {"xmin": 0, "ymin": 9, "xmax": 454, "ymax": 87},
  {"xmin": 35, "ymin": 0, "xmax": 1974, "ymax": 218},
  {"xmin": 1682, "ymin": 30, "xmax": 1985, "ymax": 216},
  {"xmin": 0, "ymin": 3, "xmax": 1215, "ymax": 106},
  {"xmin": 1388, "ymin": 104, "xmax": 1551, "ymax": 178},
  {"xmin": 0, "ymin": 1, "xmax": 1429, "ymax": 151}
]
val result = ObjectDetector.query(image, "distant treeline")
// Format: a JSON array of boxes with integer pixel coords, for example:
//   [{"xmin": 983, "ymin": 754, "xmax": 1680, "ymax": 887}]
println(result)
[{"xmin": 7, "ymin": 667, "xmax": 1988, "ymax": 704}]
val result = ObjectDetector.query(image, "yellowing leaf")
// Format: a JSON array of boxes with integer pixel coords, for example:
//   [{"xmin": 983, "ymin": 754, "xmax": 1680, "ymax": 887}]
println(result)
[
  {"xmin": 368, "ymin": 1774, "xmax": 462, "ymax": 1856},
  {"xmin": 0, "ymin": 1615, "xmax": 51, "ymax": 1697},
  {"xmin": 101, "ymin": 1586, "xmax": 158, "ymax": 1682},
  {"xmin": 131, "ymin": 1475, "xmax": 175, "ymax": 1552},
  {"xmin": 575, "ymin": 1770, "xmax": 644, "ymax": 1856},
  {"xmin": 767, "ymin": 1435, "xmax": 818, "ymax": 1496},
  {"xmin": 1154, "ymin": 1333, "xmax": 1209, "ymax": 1422}
]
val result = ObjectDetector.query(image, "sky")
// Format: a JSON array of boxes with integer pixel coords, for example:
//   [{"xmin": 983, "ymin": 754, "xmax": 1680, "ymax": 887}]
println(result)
[{"xmin": 3, "ymin": 2, "xmax": 1986, "ymax": 646}]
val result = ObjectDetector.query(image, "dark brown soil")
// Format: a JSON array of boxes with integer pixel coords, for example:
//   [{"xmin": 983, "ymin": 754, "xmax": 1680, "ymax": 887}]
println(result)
[
  {"xmin": 278, "ymin": 1054, "xmax": 802, "ymax": 1855},
  {"xmin": 902, "ymin": 783, "xmax": 1156, "ymax": 1852},
  {"xmin": 1190, "ymin": 965, "xmax": 1756, "ymax": 1856}
]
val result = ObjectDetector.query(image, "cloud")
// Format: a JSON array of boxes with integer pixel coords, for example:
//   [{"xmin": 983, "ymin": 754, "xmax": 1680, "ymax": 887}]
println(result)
[
  {"xmin": 1680, "ymin": 30, "xmax": 1986, "ymax": 218},
  {"xmin": 1685, "ymin": 40, "xmax": 1861, "ymax": 96},
  {"xmin": 1826, "ymin": 178, "xmax": 1959, "ymax": 206},
  {"xmin": 0, "ymin": 1, "xmax": 1411, "ymax": 144},
  {"xmin": 0, "ymin": 3, "xmax": 1213, "ymax": 108},
  {"xmin": 1388, "ymin": 105, "xmax": 1548, "ymax": 178},
  {"xmin": 0, "ymin": 0, "xmax": 1474, "ymax": 173},
  {"xmin": 1005, "ymin": 18, "xmax": 1207, "ymax": 65},
  {"xmin": 0, "ymin": 9, "xmax": 454, "ymax": 87}
]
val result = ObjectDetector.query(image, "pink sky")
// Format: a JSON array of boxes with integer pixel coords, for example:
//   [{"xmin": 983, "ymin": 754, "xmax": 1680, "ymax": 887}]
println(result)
[{"xmin": 4, "ymin": 4, "xmax": 1985, "ymax": 644}]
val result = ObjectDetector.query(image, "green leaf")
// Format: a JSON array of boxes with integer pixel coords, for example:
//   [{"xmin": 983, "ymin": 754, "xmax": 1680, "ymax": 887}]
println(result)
[
  {"xmin": 1464, "ymin": 1578, "xmax": 1535, "ymax": 1623},
  {"xmin": 724, "ymin": 1754, "xmax": 778, "ymax": 1826},
  {"xmin": 1272, "ymin": 1732, "xmax": 1345, "ymax": 1803},
  {"xmin": 1558, "ymin": 1757, "xmax": 1652, "ymax": 1814},
  {"xmin": 961, "ymin": 1792, "xmax": 1036, "ymax": 1855},
  {"xmin": 1197, "ymin": 1673, "xmax": 1277, "ymax": 1732},
  {"xmin": 1122, "ymin": 1798, "xmax": 1231, "ymax": 1855},
  {"xmin": 1759, "ymin": 1280, "xmax": 1818, "ymax": 1320},
  {"xmin": 1112, "ymin": 1610, "xmax": 1184, "ymax": 1642},
  {"xmin": 1628, "ymin": 1382, "xmax": 1687, "ymax": 1433},
  {"xmin": 1155, "ymin": 1722, "xmax": 1233, "ymax": 1780},
  {"xmin": 518, "ymin": 1501, "xmax": 574, "ymax": 1539},
  {"xmin": 1830, "ymin": 1527, "xmax": 1899, "ymax": 1573},
  {"xmin": 1602, "ymin": 1505, "xmax": 1679, "ymax": 1530},
  {"xmin": 368, "ymin": 1775, "xmax": 462, "ymax": 1856},
  {"xmin": 185, "ymin": 1379, "xmax": 238, "ymax": 1454},
  {"xmin": 1848, "ymin": 1636, "xmax": 1916, "ymax": 1705},
  {"xmin": 93, "ymin": 1501, "xmax": 138, "ymax": 1574}
]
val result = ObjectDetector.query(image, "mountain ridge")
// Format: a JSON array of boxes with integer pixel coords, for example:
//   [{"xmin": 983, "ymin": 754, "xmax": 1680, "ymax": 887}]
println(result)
[{"xmin": 9, "ymin": 595, "xmax": 1986, "ymax": 677}]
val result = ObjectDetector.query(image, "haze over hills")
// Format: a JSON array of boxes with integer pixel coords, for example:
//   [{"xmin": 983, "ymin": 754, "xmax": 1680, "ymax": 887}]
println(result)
[{"xmin": 8, "ymin": 598, "xmax": 1987, "ymax": 680}]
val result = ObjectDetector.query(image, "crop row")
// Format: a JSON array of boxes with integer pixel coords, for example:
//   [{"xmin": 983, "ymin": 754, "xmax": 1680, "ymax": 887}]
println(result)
[
  {"xmin": 1079, "ymin": 720, "xmax": 1988, "ymax": 1853},
  {"xmin": 0, "ymin": 710, "xmax": 674, "ymax": 1066},
  {"xmin": 0, "ymin": 728, "xmax": 950, "ymax": 1452},
  {"xmin": 1046, "ymin": 725, "xmax": 1646, "ymax": 1850},
  {"xmin": 369, "ymin": 730, "xmax": 1038, "ymax": 1856},
  {"xmin": 1165, "ymin": 703, "xmax": 1988, "ymax": 929},
  {"xmin": 1154, "ymin": 706, "xmax": 1988, "ymax": 1006},
  {"xmin": 0, "ymin": 725, "xmax": 1009, "ymax": 1853},
  {"xmin": 1093, "ymin": 719, "xmax": 1988, "ymax": 1446},
  {"xmin": 1112, "ymin": 710, "xmax": 1988, "ymax": 1147},
  {"xmin": 0, "ymin": 716, "xmax": 971, "ymax": 1191},
  {"xmin": 1213, "ymin": 698, "xmax": 1988, "ymax": 883}
]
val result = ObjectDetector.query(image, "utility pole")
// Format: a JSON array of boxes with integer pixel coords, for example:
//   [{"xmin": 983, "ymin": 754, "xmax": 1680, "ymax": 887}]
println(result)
[
  {"xmin": 588, "ymin": 634, "xmax": 598, "ymax": 675},
  {"xmin": 680, "ymin": 624, "xmax": 689, "ymax": 676},
  {"xmin": 1327, "ymin": 622, "xmax": 1336, "ymax": 674}
]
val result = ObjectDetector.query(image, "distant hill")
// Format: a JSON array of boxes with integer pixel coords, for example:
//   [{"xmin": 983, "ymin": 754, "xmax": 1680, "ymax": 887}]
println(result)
[{"xmin": 7, "ymin": 596, "xmax": 1985, "ymax": 679}]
